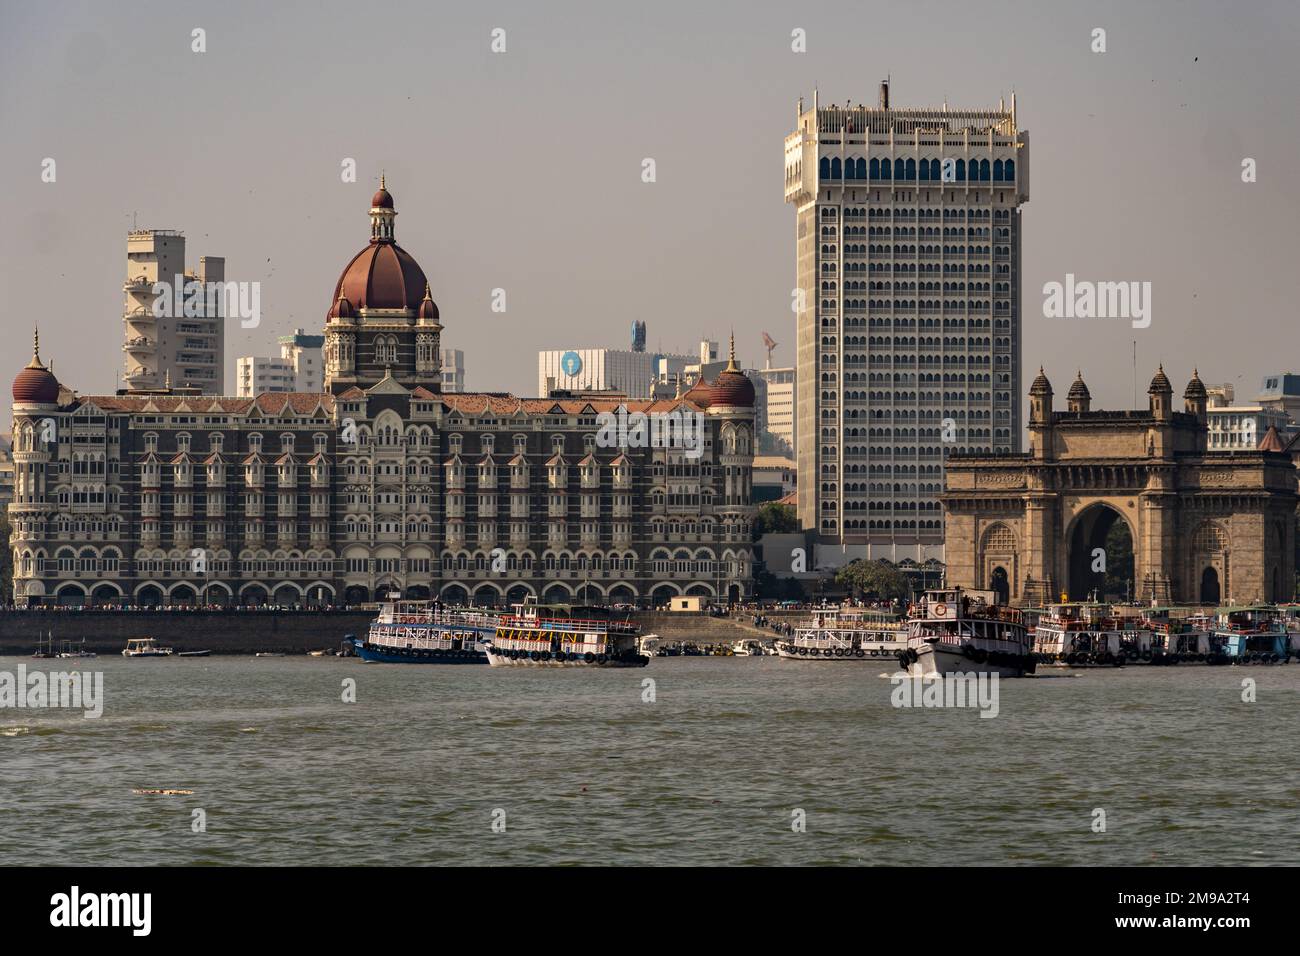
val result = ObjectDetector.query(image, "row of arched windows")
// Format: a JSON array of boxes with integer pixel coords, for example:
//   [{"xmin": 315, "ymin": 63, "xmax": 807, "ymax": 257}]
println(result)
[{"xmin": 819, "ymin": 156, "xmax": 1016, "ymax": 182}]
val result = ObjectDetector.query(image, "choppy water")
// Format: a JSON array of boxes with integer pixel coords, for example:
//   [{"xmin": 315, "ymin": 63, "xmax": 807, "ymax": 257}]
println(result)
[{"xmin": 1, "ymin": 653, "xmax": 1296, "ymax": 865}]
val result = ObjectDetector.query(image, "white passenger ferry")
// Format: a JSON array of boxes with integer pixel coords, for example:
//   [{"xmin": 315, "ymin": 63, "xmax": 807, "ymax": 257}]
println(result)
[
  {"xmin": 902, "ymin": 588, "xmax": 1034, "ymax": 677},
  {"xmin": 776, "ymin": 607, "xmax": 906, "ymax": 661},
  {"xmin": 345, "ymin": 598, "xmax": 498, "ymax": 664},
  {"xmin": 1032, "ymin": 603, "xmax": 1153, "ymax": 667},
  {"xmin": 486, "ymin": 600, "xmax": 647, "ymax": 668}
]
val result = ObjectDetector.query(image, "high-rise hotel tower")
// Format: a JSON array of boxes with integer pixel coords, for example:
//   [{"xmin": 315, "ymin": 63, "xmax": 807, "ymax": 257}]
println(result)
[{"xmin": 784, "ymin": 82, "xmax": 1029, "ymax": 565}]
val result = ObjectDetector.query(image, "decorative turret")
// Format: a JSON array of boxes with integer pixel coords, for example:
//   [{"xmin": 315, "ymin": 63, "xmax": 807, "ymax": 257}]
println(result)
[
  {"xmin": 1028, "ymin": 366, "xmax": 1053, "ymax": 424},
  {"xmin": 1067, "ymin": 370, "xmax": 1091, "ymax": 413},
  {"xmin": 1183, "ymin": 368, "xmax": 1207, "ymax": 422},
  {"xmin": 1148, "ymin": 364, "xmax": 1173, "ymax": 421},
  {"xmin": 370, "ymin": 173, "xmax": 396, "ymax": 242}
]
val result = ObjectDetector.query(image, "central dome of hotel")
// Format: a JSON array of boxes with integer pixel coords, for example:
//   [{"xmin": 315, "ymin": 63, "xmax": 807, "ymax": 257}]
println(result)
[{"xmin": 330, "ymin": 177, "xmax": 433, "ymax": 314}]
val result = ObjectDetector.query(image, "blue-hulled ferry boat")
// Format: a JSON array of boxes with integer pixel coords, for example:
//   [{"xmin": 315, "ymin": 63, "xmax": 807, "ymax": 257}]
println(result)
[{"xmin": 345, "ymin": 597, "xmax": 499, "ymax": 664}]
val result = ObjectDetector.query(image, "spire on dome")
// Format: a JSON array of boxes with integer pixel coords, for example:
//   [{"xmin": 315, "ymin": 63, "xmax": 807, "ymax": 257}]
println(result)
[
  {"xmin": 725, "ymin": 330, "xmax": 739, "ymax": 372},
  {"xmin": 27, "ymin": 325, "xmax": 45, "ymax": 370}
]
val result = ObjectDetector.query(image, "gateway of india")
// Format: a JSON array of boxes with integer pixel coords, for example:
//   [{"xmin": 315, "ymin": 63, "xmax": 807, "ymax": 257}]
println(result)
[{"xmin": 943, "ymin": 366, "xmax": 1297, "ymax": 605}]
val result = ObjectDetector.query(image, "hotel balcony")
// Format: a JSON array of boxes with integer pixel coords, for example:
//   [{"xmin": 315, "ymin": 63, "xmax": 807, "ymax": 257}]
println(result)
[
  {"xmin": 124, "ymin": 336, "xmax": 156, "ymax": 355},
  {"xmin": 123, "ymin": 276, "xmax": 153, "ymax": 293},
  {"xmin": 124, "ymin": 366, "xmax": 156, "ymax": 387}
]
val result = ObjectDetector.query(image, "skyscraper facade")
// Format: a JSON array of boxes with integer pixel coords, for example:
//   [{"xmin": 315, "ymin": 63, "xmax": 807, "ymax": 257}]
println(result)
[{"xmin": 784, "ymin": 82, "xmax": 1029, "ymax": 564}]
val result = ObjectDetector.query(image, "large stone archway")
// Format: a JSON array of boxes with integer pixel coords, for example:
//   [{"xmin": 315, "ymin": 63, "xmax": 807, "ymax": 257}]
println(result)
[{"xmin": 1065, "ymin": 503, "xmax": 1136, "ymax": 602}]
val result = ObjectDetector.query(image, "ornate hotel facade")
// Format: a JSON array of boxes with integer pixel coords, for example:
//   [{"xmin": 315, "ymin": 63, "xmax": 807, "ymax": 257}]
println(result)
[{"xmin": 8, "ymin": 184, "xmax": 756, "ymax": 607}]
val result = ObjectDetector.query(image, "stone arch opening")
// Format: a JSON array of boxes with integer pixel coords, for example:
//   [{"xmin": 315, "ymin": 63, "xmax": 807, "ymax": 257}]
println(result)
[
  {"xmin": 1067, "ymin": 504, "xmax": 1134, "ymax": 601},
  {"xmin": 990, "ymin": 566, "xmax": 1010, "ymax": 604},
  {"xmin": 1200, "ymin": 566, "xmax": 1221, "ymax": 605}
]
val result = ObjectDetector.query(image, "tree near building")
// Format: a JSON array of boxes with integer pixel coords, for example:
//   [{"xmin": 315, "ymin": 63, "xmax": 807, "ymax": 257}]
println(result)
[
  {"xmin": 834, "ymin": 559, "xmax": 909, "ymax": 602},
  {"xmin": 752, "ymin": 501, "xmax": 798, "ymax": 538}
]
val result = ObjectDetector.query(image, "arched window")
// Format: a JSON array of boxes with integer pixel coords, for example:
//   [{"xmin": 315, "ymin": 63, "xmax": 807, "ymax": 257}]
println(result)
[
  {"xmin": 1004, "ymin": 159, "xmax": 1015, "ymax": 180},
  {"xmin": 819, "ymin": 157, "xmax": 830, "ymax": 179},
  {"xmin": 830, "ymin": 157, "xmax": 841, "ymax": 179}
]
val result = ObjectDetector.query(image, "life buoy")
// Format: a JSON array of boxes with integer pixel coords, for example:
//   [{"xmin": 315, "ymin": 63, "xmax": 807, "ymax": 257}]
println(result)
[
  {"xmin": 554, "ymin": 651, "xmax": 566, "ymax": 662},
  {"xmin": 933, "ymin": 603, "xmax": 948, "ymax": 617},
  {"xmin": 833, "ymin": 648, "xmax": 844, "ymax": 657}
]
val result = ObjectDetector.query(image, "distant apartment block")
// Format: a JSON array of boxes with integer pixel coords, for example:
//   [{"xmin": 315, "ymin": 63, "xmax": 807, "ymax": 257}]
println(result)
[
  {"xmin": 236, "ymin": 328, "xmax": 324, "ymax": 397},
  {"xmin": 122, "ymin": 229, "xmax": 225, "ymax": 393},
  {"xmin": 441, "ymin": 348, "xmax": 465, "ymax": 393},
  {"xmin": 752, "ymin": 365, "xmax": 795, "ymax": 454}
]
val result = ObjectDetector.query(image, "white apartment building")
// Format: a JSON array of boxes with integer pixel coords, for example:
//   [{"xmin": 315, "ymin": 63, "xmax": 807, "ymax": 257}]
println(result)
[
  {"xmin": 122, "ymin": 229, "xmax": 225, "ymax": 393},
  {"xmin": 785, "ymin": 82, "xmax": 1030, "ymax": 564},
  {"xmin": 236, "ymin": 329, "xmax": 324, "ymax": 397},
  {"xmin": 1207, "ymin": 403, "xmax": 1288, "ymax": 450},
  {"xmin": 441, "ymin": 348, "xmax": 465, "ymax": 393}
]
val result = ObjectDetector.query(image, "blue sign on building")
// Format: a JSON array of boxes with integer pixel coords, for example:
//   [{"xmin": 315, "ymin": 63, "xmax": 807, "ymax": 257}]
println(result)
[{"xmin": 561, "ymin": 351, "xmax": 583, "ymax": 377}]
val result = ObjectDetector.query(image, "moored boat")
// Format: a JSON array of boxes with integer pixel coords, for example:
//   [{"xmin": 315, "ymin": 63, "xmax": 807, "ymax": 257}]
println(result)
[
  {"xmin": 486, "ymin": 599, "xmax": 647, "ymax": 667},
  {"xmin": 123, "ymin": 638, "xmax": 174, "ymax": 658},
  {"xmin": 776, "ymin": 607, "xmax": 905, "ymax": 661},
  {"xmin": 1213, "ymin": 606, "xmax": 1292, "ymax": 664},
  {"xmin": 1032, "ymin": 603, "xmax": 1152, "ymax": 667},
  {"xmin": 902, "ymin": 588, "xmax": 1034, "ymax": 677},
  {"xmin": 345, "ymin": 597, "xmax": 498, "ymax": 664}
]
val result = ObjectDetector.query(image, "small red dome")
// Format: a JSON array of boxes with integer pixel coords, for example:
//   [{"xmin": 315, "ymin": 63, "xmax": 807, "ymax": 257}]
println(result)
[
  {"xmin": 328, "ymin": 291, "xmax": 356, "ymax": 321},
  {"xmin": 13, "ymin": 330, "xmax": 59, "ymax": 404},
  {"xmin": 709, "ymin": 368, "xmax": 755, "ymax": 407},
  {"xmin": 417, "ymin": 283, "xmax": 440, "ymax": 321},
  {"xmin": 371, "ymin": 186, "xmax": 394, "ymax": 209},
  {"xmin": 682, "ymin": 376, "xmax": 713, "ymax": 408}
]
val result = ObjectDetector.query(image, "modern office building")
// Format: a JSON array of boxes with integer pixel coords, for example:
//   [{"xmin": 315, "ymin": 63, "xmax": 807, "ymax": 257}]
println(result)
[
  {"xmin": 539, "ymin": 342, "xmax": 695, "ymax": 399},
  {"xmin": 122, "ymin": 229, "xmax": 225, "ymax": 393},
  {"xmin": 784, "ymin": 81, "xmax": 1030, "ymax": 564}
]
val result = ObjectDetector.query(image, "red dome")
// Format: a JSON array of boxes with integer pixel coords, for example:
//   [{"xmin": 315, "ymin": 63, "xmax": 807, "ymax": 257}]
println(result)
[
  {"xmin": 371, "ymin": 186, "xmax": 394, "ymax": 209},
  {"xmin": 333, "ymin": 241, "xmax": 428, "ymax": 311},
  {"xmin": 709, "ymin": 368, "xmax": 755, "ymax": 407},
  {"xmin": 417, "ymin": 282, "xmax": 440, "ymax": 322},
  {"xmin": 682, "ymin": 376, "xmax": 712, "ymax": 408},
  {"xmin": 328, "ymin": 291, "xmax": 356, "ymax": 321},
  {"xmin": 13, "ymin": 331, "xmax": 59, "ymax": 404}
]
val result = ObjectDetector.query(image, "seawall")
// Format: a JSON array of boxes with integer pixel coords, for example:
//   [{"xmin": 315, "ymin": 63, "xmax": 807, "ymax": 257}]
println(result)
[{"xmin": 0, "ymin": 608, "xmax": 811, "ymax": 654}]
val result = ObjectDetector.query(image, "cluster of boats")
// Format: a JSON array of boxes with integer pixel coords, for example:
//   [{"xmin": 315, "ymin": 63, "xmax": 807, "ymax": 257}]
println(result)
[
  {"xmin": 772, "ymin": 589, "xmax": 1300, "ymax": 677},
  {"xmin": 345, "ymin": 596, "xmax": 649, "ymax": 669},
  {"xmin": 71, "ymin": 590, "xmax": 1297, "ymax": 677}
]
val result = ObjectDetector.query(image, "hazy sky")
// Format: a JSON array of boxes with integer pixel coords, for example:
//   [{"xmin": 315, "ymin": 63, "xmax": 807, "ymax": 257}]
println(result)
[{"xmin": 3, "ymin": 0, "xmax": 1298, "ymax": 432}]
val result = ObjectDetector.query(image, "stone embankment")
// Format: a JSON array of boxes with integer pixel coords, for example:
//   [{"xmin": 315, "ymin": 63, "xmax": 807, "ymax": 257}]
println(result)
[{"xmin": 0, "ymin": 608, "xmax": 812, "ymax": 654}]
